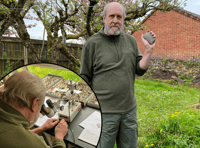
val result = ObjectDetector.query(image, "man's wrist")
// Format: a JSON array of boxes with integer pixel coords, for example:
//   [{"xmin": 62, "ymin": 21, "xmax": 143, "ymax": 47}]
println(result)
[
  {"xmin": 55, "ymin": 135, "xmax": 64, "ymax": 140},
  {"xmin": 38, "ymin": 125, "xmax": 46, "ymax": 133},
  {"xmin": 31, "ymin": 126, "xmax": 45, "ymax": 135},
  {"xmin": 145, "ymin": 47, "xmax": 153, "ymax": 54}
]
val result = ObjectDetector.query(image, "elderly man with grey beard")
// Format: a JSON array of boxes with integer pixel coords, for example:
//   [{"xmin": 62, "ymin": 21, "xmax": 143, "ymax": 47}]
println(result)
[
  {"xmin": 0, "ymin": 71, "xmax": 68, "ymax": 148},
  {"xmin": 80, "ymin": 2, "xmax": 156, "ymax": 148}
]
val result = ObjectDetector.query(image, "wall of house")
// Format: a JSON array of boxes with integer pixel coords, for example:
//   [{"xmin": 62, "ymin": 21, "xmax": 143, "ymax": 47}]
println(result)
[{"xmin": 132, "ymin": 9, "xmax": 200, "ymax": 60}]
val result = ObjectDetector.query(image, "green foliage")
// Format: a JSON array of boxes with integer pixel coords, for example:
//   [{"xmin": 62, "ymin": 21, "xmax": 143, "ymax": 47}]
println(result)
[
  {"xmin": 166, "ymin": 79, "xmax": 178, "ymax": 85},
  {"xmin": 163, "ymin": 58, "xmax": 169, "ymax": 65},
  {"xmin": 144, "ymin": 109, "xmax": 200, "ymax": 147},
  {"xmin": 185, "ymin": 60, "xmax": 195, "ymax": 68},
  {"xmin": 2, "ymin": 52, "xmax": 21, "ymax": 77},
  {"xmin": 0, "ymin": 5, "xmax": 10, "ymax": 14},
  {"xmin": 145, "ymin": 71, "xmax": 152, "ymax": 75},
  {"xmin": 178, "ymin": 75, "xmax": 194, "ymax": 82},
  {"xmin": 174, "ymin": 60, "xmax": 179, "ymax": 64}
]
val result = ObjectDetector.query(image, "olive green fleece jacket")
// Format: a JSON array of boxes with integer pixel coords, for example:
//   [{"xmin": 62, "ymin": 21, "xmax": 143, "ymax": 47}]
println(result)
[
  {"xmin": 0, "ymin": 99, "xmax": 66, "ymax": 148},
  {"xmin": 80, "ymin": 27, "xmax": 147, "ymax": 113}
]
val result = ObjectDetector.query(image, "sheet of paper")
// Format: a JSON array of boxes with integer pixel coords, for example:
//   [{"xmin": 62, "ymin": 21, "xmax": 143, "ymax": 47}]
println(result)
[
  {"xmin": 79, "ymin": 111, "xmax": 101, "ymax": 136},
  {"xmin": 78, "ymin": 129, "xmax": 99, "ymax": 146},
  {"xmin": 35, "ymin": 112, "xmax": 59, "ymax": 127}
]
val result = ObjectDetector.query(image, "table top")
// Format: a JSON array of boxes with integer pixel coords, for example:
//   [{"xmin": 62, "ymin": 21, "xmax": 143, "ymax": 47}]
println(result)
[
  {"xmin": 66, "ymin": 106, "xmax": 100, "ymax": 148},
  {"xmin": 38, "ymin": 106, "xmax": 101, "ymax": 148}
]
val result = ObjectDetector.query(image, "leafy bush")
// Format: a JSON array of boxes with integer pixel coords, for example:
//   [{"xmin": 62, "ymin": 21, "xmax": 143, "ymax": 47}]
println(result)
[{"xmin": 144, "ymin": 109, "xmax": 200, "ymax": 147}]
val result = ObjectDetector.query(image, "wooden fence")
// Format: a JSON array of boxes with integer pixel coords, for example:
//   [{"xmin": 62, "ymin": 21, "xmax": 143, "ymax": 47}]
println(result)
[{"xmin": 0, "ymin": 37, "xmax": 83, "ymax": 77}]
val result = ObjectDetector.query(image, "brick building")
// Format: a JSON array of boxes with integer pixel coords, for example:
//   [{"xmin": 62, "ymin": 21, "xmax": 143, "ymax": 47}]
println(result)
[{"xmin": 132, "ymin": 7, "xmax": 200, "ymax": 60}]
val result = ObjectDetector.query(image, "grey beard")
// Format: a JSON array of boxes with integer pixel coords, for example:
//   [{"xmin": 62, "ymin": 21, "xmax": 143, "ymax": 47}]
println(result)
[
  {"xmin": 105, "ymin": 22, "xmax": 123, "ymax": 35},
  {"xmin": 108, "ymin": 27, "xmax": 121, "ymax": 35}
]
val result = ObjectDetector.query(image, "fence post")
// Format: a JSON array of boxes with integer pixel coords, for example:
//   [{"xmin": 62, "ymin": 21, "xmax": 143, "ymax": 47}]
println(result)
[{"xmin": 24, "ymin": 46, "xmax": 28, "ymax": 65}]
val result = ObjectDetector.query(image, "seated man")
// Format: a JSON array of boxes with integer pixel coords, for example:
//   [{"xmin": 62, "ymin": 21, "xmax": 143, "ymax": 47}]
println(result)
[{"xmin": 0, "ymin": 71, "xmax": 68, "ymax": 148}]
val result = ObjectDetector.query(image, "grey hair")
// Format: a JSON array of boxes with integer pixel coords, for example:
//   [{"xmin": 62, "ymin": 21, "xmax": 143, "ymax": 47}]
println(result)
[
  {"xmin": 0, "ymin": 71, "xmax": 46, "ymax": 108},
  {"xmin": 103, "ymin": 3, "xmax": 126, "ymax": 19}
]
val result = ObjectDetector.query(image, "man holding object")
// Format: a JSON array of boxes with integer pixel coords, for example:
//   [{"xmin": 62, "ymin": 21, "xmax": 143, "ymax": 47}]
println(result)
[
  {"xmin": 0, "ymin": 71, "xmax": 68, "ymax": 148},
  {"xmin": 80, "ymin": 2, "xmax": 156, "ymax": 148}
]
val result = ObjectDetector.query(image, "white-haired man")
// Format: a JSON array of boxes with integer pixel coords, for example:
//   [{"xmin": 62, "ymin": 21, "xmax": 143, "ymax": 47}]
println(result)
[
  {"xmin": 80, "ymin": 2, "xmax": 156, "ymax": 148},
  {"xmin": 0, "ymin": 71, "xmax": 68, "ymax": 148}
]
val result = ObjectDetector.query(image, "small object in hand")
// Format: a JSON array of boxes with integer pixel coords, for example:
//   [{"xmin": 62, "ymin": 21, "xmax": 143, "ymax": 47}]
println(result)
[{"xmin": 143, "ymin": 32, "xmax": 156, "ymax": 45}]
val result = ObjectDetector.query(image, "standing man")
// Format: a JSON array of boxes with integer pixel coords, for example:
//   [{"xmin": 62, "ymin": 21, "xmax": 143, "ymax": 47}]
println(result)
[
  {"xmin": 80, "ymin": 2, "xmax": 156, "ymax": 148},
  {"xmin": 0, "ymin": 71, "xmax": 68, "ymax": 148}
]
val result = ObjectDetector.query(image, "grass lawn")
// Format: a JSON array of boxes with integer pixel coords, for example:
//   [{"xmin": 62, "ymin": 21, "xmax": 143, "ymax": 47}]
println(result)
[
  {"xmin": 114, "ymin": 78, "xmax": 200, "ymax": 148},
  {"xmin": 135, "ymin": 79, "xmax": 200, "ymax": 135},
  {"xmin": 18, "ymin": 65, "xmax": 84, "ymax": 82}
]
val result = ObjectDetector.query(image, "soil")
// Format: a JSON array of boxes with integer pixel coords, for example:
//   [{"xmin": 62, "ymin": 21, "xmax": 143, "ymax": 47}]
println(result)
[
  {"xmin": 144, "ymin": 69, "xmax": 178, "ymax": 79},
  {"xmin": 144, "ymin": 69, "xmax": 200, "ymax": 85},
  {"xmin": 193, "ymin": 76, "xmax": 200, "ymax": 85}
]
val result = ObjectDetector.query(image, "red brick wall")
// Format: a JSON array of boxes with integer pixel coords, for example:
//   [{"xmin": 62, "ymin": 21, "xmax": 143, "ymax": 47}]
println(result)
[{"xmin": 132, "ymin": 10, "xmax": 200, "ymax": 60}]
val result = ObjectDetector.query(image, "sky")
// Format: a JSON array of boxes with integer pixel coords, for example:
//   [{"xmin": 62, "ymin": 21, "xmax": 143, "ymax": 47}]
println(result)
[
  {"xmin": 5, "ymin": 0, "xmax": 200, "ymax": 44},
  {"xmin": 184, "ymin": 0, "xmax": 200, "ymax": 15}
]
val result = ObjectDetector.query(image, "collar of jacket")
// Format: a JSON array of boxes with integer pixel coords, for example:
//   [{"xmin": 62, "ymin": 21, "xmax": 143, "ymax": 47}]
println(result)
[
  {"xmin": 0, "ymin": 98, "xmax": 30, "ymax": 130},
  {"xmin": 99, "ymin": 26, "xmax": 121, "ymax": 43}
]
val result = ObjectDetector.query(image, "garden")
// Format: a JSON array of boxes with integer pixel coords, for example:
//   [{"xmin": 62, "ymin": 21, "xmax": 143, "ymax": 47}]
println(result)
[
  {"xmin": 10, "ymin": 66, "xmax": 200, "ymax": 147},
  {"xmin": 113, "ymin": 74, "xmax": 200, "ymax": 148}
]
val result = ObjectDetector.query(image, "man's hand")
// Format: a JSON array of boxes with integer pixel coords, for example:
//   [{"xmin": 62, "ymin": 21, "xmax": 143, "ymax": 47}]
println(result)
[
  {"xmin": 139, "ymin": 31, "xmax": 156, "ymax": 70},
  {"xmin": 55, "ymin": 119, "xmax": 68, "ymax": 140},
  {"xmin": 41, "ymin": 118, "xmax": 59, "ymax": 131},
  {"xmin": 141, "ymin": 31, "xmax": 156, "ymax": 54},
  {"xmin": 31, "ymin": 118, "xmax": 59, "ymax": 135}
]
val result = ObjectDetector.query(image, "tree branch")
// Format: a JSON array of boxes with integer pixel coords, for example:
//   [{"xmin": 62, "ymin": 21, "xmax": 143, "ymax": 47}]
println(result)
[
  {"xmin": 0, "ymin": 18, "xmax": 14, "ymax": 37},
  {"xmin": 66, "ymin": 29, "xmax": 86, "ymax": 39},
  {"xmin": 14, "ymin": 18, "xmax": 40, "ymax": 62},
  {"xmin": 54, "ymin": 40, "xmax": 80, "ymax": 67},
  {"xmin": 86, "ymin": 0, "xmax": 97, "ymax": 36},
  {"xmin": 21, "ymin": 1, "xmax": 34, "ymax": 18}
]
